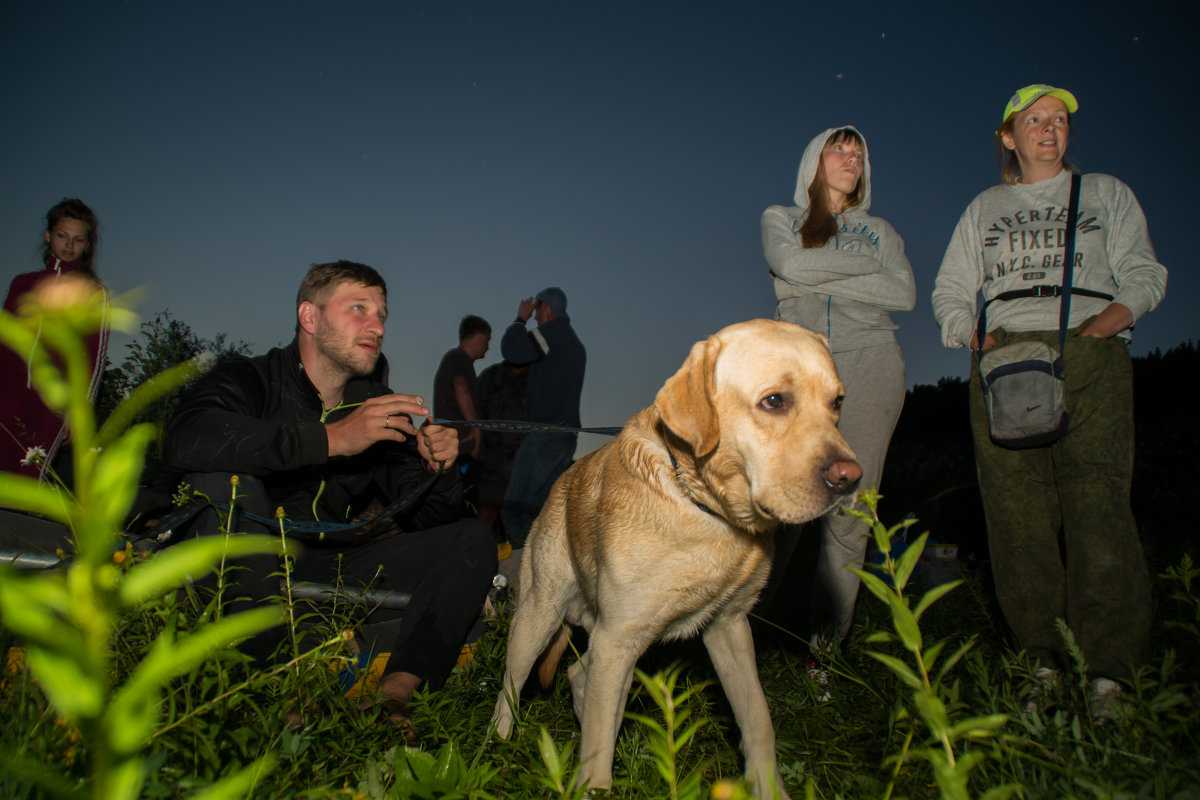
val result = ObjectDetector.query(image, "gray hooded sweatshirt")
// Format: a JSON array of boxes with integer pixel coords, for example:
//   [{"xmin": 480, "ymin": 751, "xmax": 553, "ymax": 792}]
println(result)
[{"xmin": 762, "ymin": 125, "xmax": 915, "ymax": 352}]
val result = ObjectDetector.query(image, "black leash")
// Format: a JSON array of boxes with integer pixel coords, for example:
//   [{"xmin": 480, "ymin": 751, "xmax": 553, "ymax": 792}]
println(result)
[
  {"xmin": 136, "ymin": 467, "xmax": 445, "ymax": 548},
  {"xmin": 132, "ymin": 417, "xmax": 624, "ymax": 548},
  {"xmin": 15, "ymin": 469, "xmax": 445, "ymax": 569},
  {"xmin": 430, "ymin": 418, "xmax": 624, "ymax": 437}
]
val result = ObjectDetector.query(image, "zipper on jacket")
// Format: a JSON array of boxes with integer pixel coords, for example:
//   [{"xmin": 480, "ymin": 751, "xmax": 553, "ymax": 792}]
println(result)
[{"xmin": 828, "ymin": 214, "xmax": 840, "ymax": 342}]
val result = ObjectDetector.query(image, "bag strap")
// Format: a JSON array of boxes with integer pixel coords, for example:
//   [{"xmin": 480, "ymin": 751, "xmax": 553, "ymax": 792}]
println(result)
[
  {"xmin": 1055, "ymin": 172, "xmax": 1082, "ymax": 363},
  {"xmin": 985, "ymin": 285, "xmax": 1112, "ymax": 307},
  {"xmin": 974, "ymin": 173, "xmax": 1096, "ymax": 360}
]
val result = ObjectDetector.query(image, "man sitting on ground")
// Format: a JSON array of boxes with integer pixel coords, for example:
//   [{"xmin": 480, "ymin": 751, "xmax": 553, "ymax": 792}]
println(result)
[{"xmin": 164, "ymin": 260, "xmax": 497, "ymax": 723}]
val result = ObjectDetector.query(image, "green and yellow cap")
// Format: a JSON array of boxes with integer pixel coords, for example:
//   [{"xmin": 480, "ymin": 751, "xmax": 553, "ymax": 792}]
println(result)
[{"xmin": 1002, "ymin": 84, "xmax": 1079, "ymax": 123}]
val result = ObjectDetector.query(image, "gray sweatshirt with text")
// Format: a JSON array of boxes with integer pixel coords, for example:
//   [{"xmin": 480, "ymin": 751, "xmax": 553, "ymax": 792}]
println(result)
[
  {"xmin": 932, "ymin": 169, "xmax": 1166, "ymax": 348},
  {"xmin": 761, "ymin": 125, "xmax": 915, "ymax": 353}
]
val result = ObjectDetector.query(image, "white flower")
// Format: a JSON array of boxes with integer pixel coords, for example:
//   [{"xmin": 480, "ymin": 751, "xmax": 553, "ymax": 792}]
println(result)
[
  {"xmin": 20, "ymin": 446, "xmax": 47, "ymax": 466},
  {"xmin": 194, "ymin": 351, "xmax": 218, "ymax": 372}
]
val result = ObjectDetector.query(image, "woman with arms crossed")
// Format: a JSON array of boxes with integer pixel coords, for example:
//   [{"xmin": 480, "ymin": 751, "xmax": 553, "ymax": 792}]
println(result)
[
  {"xmin": 932, "ymin": 85, "xmax": 1166, "ymax": 717},
  {"xmin": 761, "ymin": 126, "xmax": 915, "ymax": 687}
]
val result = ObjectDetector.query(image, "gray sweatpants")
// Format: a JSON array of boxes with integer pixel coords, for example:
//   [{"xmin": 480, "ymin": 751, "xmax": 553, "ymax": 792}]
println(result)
[{"xmin": 809, "ymin": 340, "xmax": 907, "ymax": 644}]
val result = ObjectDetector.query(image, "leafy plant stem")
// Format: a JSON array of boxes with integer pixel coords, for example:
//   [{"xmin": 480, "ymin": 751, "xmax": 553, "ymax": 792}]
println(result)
[{"xmin": 150, "ymin": 634, "xmax": 345, "ymax": 740}]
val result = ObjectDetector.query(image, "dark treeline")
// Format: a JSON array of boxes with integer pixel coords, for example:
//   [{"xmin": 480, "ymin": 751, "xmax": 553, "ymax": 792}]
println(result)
[{"xmin": 880, "ymin": 340, "xmax": 1200, "ymax": 572}]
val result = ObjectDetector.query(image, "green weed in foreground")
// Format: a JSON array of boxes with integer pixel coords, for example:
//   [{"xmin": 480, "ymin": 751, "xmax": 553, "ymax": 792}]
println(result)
[
  {"xmin": 2, "ymin": 284, "xmax": 1198, "ymax": 798},
  {"xmin": 0, "ymin": 282, "xmax": 282, "ymax": 799},
  {"xmin": 626, "ymin": 665, "xmax": 715, "ymax": 800},
  {"xmin": 848, "ymin": 490, "xmax": 1016, "ymax": 800}
]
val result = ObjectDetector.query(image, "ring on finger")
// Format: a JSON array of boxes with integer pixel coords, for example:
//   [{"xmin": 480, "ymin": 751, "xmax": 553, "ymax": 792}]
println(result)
[{"xmin": 384, "ymin": 415, "xmax": 390, "ymax": 429}]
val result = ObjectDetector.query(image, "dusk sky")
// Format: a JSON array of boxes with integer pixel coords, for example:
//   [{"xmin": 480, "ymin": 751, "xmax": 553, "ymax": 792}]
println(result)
[{"xmin": 3, "ymin": 2, "xmax": 1195, "ymax": 457}]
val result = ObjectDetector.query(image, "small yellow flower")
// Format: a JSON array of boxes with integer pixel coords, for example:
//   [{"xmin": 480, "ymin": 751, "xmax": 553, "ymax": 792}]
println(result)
[
  {"xmin": 4, "ymin": 646, "xmax": 26, "ymax": 676},
  {"xmin": 112, "ymin": 542, "xmax": 133, "ymax": 566},
  {"xmin": 53, "ymin": 716, "xmax": 83, "ymax": 766},
  {"xmin": 710, "ymin": 780, "xmax": 743, "ymax": 800}
]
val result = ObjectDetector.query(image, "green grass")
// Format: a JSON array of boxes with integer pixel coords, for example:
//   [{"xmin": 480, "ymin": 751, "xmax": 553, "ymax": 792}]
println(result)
[{"xmin": 5, "ymin": 541, "xmax": 1197, "ymax": 799}]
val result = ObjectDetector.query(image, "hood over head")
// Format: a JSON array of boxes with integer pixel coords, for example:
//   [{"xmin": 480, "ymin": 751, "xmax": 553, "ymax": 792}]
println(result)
[
  {"xmin": 535, "ymin": 286, "xmax": 569, "ymax": 322},
  {"xmin": 793, "ymin": 125, "xmax": 871, "ymax": 213}
]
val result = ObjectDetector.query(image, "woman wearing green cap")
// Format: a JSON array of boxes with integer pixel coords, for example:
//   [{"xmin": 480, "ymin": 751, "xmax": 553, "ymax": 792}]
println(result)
[{"xmin": 932, "ymin": 85, "xmax": 1167, "ymax": 718}]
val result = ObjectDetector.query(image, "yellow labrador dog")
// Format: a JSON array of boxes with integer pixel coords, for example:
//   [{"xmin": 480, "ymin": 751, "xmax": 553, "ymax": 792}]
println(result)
[{"xmin": 492, "ymin": 319, "xmax": 862, "ymax": 800}]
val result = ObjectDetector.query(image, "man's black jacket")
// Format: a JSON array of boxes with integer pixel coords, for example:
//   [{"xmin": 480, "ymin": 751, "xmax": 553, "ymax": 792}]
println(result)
[{"xmin": 163, "ymin": 340, "xmax": 461, "ymax": 541}]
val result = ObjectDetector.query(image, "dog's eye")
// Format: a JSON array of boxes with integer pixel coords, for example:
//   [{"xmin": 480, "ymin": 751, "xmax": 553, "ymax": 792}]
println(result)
[
  {"xmin": 760, "ymin": 393, "xmax": 788, "ymax": 412},
  {"xmin": 833, "ymin": 395, "xmax": 845, "ymax": 412}
]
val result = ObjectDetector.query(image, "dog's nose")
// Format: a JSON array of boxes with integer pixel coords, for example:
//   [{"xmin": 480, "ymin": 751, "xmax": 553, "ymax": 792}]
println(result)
[{"xmin": 823, "ymin": 459, "xmax": 862, "ymax": 495}]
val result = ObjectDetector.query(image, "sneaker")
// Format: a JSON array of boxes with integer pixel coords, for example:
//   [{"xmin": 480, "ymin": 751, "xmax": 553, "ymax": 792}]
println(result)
[
  {"xmin": 338, "ymin": 650, "xmax": 390, "ymax": 699},
  {"xmin": 1088, "ymin": 677, "xmax": 1123, "ymax": 725},
  {"xmin": 1021, "ymin": 666, "xmax": 1060, "ymax": 714},
  {"xmin": 497, "ymin": 546, "xmax": 523, "ymax": 587},
  {"xmin": 805, "ymin": 654, "xmax": 833, "ymax": 703},
  {"xmin": 483, "ymin": 573, "xmax": 510, "ymax": 618},
  {"xmin": 456, "ymin": 640, "xmax": 477, "ymax": 670}
]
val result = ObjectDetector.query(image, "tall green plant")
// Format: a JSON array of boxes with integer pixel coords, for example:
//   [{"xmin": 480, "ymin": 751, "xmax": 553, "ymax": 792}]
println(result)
[
  {"xmin": 847, "ymin": 489, "xmax": 1018, "ymax": 800},
  {"xmin": 0, "ymin": 278, "xmax": 281, "ymax": 800},
  {"xmin": 1162, "ymin": 553, "xmax": 1199, "ymax": 644},
  {"xmin": 625, "ymin": 665, "xmax": 713, "ymax": 800}
]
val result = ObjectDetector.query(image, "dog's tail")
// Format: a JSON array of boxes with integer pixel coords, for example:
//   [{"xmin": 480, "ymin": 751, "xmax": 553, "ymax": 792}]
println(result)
[{"xmin": 535, "ymin": 623, "xmax": 572, "ymax": 689}]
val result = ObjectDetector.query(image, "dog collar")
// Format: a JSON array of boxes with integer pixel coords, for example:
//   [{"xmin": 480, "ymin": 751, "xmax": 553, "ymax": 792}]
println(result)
[{"xmin": 665, "ymin": 444, "xmax": 723, "ymax": 520}]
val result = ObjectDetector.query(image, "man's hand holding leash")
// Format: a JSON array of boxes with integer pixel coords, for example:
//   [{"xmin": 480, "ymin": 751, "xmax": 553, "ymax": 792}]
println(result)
[
  {"xmin": 327, "ymin": 394, "xmax": 436, "ymax": 458},
  {"xmin": 417, "ymin": 420, "xmax": 458, "ymax": 472}
]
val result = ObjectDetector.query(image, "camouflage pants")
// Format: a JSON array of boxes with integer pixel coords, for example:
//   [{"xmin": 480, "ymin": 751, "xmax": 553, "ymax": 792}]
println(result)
[{"xmin": 970, "ymin": 323, "xmax": 1149, "ymax": 681}]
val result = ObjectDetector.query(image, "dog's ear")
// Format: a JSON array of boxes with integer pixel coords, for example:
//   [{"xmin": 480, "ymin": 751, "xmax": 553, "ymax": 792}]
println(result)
[{"xmin": 655, "ymin": 335, "xmax": 722, "ymax": 458}]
